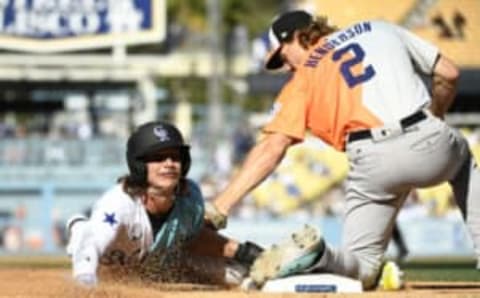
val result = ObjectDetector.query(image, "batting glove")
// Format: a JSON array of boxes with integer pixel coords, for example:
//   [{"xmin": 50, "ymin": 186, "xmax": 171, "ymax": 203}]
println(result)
[{"xmin": 204, "ymin": 201, "xmax": 228, "ymax": 230}]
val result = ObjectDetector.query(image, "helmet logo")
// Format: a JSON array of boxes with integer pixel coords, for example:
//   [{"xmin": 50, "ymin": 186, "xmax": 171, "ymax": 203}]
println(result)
[{"xmin": 153, "ymin": 125, "xmax": 170, "ymax": 142}]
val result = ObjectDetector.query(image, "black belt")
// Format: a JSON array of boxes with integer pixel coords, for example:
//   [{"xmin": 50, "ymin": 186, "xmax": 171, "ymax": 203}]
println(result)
[{"xmin": 348, "ymin": 110, "xmax": 427, "ymax": 143}]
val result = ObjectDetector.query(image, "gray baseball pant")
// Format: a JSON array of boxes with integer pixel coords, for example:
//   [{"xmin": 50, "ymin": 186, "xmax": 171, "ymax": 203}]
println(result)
[{"xmin": 312, "ymin": 111, "xmax": 480, "ymax": 289}]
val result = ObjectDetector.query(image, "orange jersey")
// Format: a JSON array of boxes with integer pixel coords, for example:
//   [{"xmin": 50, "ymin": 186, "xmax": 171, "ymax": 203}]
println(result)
[{"xmin": 263, "ymin": 21, "xmax": 439, "ymax": 150}]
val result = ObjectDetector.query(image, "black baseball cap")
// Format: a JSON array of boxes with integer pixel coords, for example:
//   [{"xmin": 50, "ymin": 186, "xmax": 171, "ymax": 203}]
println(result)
[{"xmin": 265, "ymin": 10, "xmax": 313, "ymax": 70}]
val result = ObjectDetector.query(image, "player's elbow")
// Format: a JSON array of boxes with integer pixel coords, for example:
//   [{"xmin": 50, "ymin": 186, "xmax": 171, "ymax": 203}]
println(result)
[
  {"xmin": 445, "ymin": 65, "xmax": 460, "ymax": 83},
  {"xmin": 264, "ymin": 133, "xmax": 293, "ymax": 162},
  {"xmin": 434, "ymin": 55, "xmax": 460, "ymax": 83}
]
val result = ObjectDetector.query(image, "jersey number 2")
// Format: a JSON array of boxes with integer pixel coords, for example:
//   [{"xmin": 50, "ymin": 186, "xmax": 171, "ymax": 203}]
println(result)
[{"xmin": 332, "ymin": 43, "xmax": 375, "ymax": 88}]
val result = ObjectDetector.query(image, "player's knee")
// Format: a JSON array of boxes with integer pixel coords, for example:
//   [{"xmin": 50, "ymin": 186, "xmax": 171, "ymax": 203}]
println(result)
[
  {"xmin": 360, "ymin": 266, "xmax": 382, "ymax": 290},
  {"xmin": 355, "ymin": 255, "xmax": 383, "ymax": 290}
]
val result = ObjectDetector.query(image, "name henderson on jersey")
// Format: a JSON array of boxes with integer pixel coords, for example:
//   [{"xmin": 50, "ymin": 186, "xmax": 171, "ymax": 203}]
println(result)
[{"xmin": 304, "ymin": 21, "xmax": 372, "ymax": 68}]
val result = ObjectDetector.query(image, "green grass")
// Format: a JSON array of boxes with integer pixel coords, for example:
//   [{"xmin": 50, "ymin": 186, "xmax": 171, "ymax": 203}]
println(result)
[
  {"xmin": 0, "ymin": 255, "xmax": 478, "ymax": 282},
  {"xmin": 0, "ymin": 255, "xmax": 70, "ymax": 269},
  {"xmin": 402, "ymin": 258, "xmax": 479, "ymax": 282}
]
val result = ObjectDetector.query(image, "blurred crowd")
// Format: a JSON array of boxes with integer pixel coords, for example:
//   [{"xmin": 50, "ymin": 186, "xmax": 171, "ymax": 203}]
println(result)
[
  {"xmin": 199, "ymin": 126, "xmax": 480, "ymax": 223},
  {"xmin": 2, "ymin": 117, "xmax": 480, "ymax": 222},
  {"xmin": 1, "ymin": 120, "xmax": 480, "ymax": 253}
]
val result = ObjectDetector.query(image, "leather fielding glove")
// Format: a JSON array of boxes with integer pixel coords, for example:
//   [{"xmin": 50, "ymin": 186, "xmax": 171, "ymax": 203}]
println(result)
[
  {"xmin": 74, "ymin": 273, "xmax": 97, "ymax": 288},
  {"xmin": 204, "ymin": 201, "xmax": 228, "ymax": 230}
]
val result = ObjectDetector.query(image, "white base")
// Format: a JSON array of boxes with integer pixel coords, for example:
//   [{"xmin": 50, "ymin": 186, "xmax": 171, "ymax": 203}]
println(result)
[{"xmin": 261, "ymin": 274, "xmax": 363, "ymax": 293}]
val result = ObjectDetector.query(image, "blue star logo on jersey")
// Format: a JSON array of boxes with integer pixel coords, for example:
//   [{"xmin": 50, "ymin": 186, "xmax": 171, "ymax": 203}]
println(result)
[{"xmin": 103, "ymin": 212, "xmax": 117, "ymax": 226}]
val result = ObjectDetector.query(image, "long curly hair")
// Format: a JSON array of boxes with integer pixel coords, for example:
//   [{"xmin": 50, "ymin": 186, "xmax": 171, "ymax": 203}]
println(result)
[
  {"xmin": 117, "ymin": 175, "xmax": 189, "ymax": 199},
  {"xmin": 295, "ymin": 16, "xmax": 338, "ymax": 49}
]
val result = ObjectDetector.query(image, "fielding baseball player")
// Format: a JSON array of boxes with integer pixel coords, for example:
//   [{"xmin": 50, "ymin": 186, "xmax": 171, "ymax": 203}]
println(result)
[
  {"xmin": 205, "ymin": 10, "xmax": 480, "ymax": 290},
  {"xmin": 66, "ymin": 121, "xmax": 263, "ymax": 287}
]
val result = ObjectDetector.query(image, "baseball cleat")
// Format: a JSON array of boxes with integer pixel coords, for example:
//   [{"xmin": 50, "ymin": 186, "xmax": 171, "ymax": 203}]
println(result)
[
  {"xmin": 249, "ymin": 224, "xmax": 324, "ymax": 286},
  {"xmin": 377, "ymin": 261, "xmax": 404, "ymax": 291},
  {"xmin": 240, "ymin": 277, "xmax": 258, "ymax": 291}
]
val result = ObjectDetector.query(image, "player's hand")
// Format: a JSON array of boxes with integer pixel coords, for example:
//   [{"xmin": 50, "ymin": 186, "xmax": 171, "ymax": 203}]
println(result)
[
  {"xmin": 204, "ymin": 201, "xmax": 228, "ymax": 230},
  {"xmin": 74, "ymin": 273, "xmax": 97, "ymax": 288}
]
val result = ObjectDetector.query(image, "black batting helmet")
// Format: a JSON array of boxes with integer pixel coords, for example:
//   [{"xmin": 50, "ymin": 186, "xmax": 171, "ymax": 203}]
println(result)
[{"xmin": 126, "ymin": 121, "xmax": 191, "ymax": 185}]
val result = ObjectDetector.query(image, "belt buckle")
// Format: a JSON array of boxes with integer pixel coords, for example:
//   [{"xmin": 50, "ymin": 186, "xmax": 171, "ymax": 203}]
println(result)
[{"xmin": 370, "ymin": 122, "xmax": 403, "ymax": 142}]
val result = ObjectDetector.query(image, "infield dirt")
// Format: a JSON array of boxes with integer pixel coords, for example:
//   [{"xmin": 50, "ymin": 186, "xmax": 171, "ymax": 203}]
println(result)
[{"xmin": 0, "ymin": 268, "xmax": 479, "ymax": 297}]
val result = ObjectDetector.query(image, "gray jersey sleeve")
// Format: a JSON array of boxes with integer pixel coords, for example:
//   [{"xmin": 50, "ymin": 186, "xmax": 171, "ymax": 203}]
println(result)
[{"xmin": 392, "ymin": 24, "xmax": 439, "ymax": 75}]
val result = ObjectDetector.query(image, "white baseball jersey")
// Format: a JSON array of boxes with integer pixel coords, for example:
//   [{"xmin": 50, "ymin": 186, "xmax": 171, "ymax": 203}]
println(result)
[{"xmin": 68, "ymin": 179, "xmax": 205, "ymax": 279}]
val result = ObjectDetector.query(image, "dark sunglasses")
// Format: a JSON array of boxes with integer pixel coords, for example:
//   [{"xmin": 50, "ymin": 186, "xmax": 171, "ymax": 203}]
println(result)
[{"xmin": 143, "ymin": 151, "xmax": 182, "ymax": 163}]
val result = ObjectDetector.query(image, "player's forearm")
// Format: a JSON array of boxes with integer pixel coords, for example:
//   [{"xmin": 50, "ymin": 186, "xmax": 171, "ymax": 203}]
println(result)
[
  {"xmin": 430, "ymin": 55, "xmax": 459, "ymax": 118},
  {"xmin": 215, "ymin": 134, "xmax": 289, "ymax": 215},
  {"xmin": 430, "ymin": 75, "xmax": 457, "ymax": 118},
  {"xmin": 70, "ymin": 220, "xmax": 111, "ymax": 284},
  {"xmin": 72, "ymin": 244, "xmax": 99, "ymax": 278},
  {"xmin": 187, "ymin": 226, "xmax": 238, "ymax": 258}
]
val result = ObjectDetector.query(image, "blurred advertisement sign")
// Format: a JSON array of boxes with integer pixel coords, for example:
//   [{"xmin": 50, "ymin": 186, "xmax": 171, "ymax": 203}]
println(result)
[{"xmin": 0, "ymin": 0, "xmax": 165, "ymax": 52}]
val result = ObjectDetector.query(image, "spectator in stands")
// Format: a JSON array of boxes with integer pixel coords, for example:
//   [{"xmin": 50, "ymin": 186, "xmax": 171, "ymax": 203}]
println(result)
[
  {"xmin": 453, "ymin": 10, "xmax": 466, "ymax": 39},
  {"xmin": 0, "ymin": 122, "xmax": 15, "ymax": 138},
  {"xmin": 250, "ymin": 32, "xmax": 270, "ymax": 72},
  {"xmin": 432, "ymin": 10, "xmax": 467, "ymax": 40},
  {"xmin": 65, "ymin": 121, "xmax": 263, "ymax": 287},
  {"xmin": 432, "ymin": 13, "xmax": 454, "ymax": 38},
  {"xmin": 232, "ymin": 124, "xmax": 255, "ymax": 165}
]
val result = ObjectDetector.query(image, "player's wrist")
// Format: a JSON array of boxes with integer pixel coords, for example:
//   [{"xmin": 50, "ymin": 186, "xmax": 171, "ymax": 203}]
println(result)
[
  {"xmin": 234, "ymin": 241, "xmax": 264, "ymax": 267},
  {"xmin": 214, "ymin": 201, "xmax": 230, "ymax": 216},
  {"xmin": 204, "ymin": 201, "xmax": 228, "ymax": 230}
]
